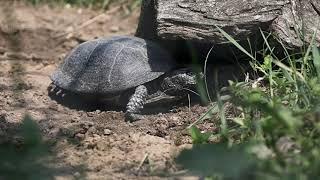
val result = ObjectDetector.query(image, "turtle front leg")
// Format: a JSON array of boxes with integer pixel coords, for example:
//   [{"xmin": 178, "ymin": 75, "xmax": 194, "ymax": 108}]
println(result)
[{"xmin": 125, "ymin": 85, "xmax": 148, "ymax": 121}]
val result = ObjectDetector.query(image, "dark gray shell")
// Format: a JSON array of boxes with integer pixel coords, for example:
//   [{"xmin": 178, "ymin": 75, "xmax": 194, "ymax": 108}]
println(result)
[{"xmin": 51, "ymin": 36, "xmax": 175, "ymax": 94}]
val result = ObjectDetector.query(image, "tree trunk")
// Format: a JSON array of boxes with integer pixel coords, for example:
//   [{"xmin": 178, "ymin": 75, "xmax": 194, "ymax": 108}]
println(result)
[
  {"xmin": 136, "ymin": 0, "xmax": 252, "ymax": 63},
  {"xmin": 137, "ymin": 0, "xmax": 320, "ymax": 51},
  {"xmin": 271, "ymin": 0, "xmax": 320, "ymax": 48}
]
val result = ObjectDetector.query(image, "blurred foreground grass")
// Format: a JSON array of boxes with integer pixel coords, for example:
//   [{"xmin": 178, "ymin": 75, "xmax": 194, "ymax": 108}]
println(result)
[
  {"xmin": 0, "ymin": 115, "xmax": 71, "ymax": 180},
  {"xmin": 0, "ymin": 115, "xmax": 85, "ymax": 179}
]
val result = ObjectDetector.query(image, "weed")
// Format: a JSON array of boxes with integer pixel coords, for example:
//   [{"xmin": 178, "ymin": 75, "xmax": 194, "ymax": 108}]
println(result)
[
  {"xmin": 0, "ymin": 115, "xmax": 86, "ymax": 179},
  {"xmin": 178, "ymin": 27, "xmax": 320, "ymax": 179},
  {"xmin": 0, "ymin": 115, "xmax": 58, "ymax": 179}
]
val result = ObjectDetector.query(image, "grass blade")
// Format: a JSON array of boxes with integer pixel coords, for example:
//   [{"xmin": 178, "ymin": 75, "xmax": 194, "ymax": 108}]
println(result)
[
  {"xmin": 215, "ymin": 25, "xmax": 256, "ymax": 61},
  {"xmin": 312, "ymin": 45, "xmax": 320, "ymax": 78},
  {"xmin": 272, "ymin": 60, "xmax": 306, "ymax": 83},
  {"xmin": 188, "ymin": 104, "xmax": 218, "ymax": 128},
  {"xmin": 302, "ymin": 30, "xmax": 318, "ymax": 75}
]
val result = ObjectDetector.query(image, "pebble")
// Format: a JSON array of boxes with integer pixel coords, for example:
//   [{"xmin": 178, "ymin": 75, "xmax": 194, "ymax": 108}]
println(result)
[
  {"xmin": 109, "ymin": 26, "xmax": 120, "ymax": 32},
  {"xmin": 170, "ymin": 116, "xmax": 179, "ymax": 121},
  {"xmin": 77, "ymin": 9, "xmax": 83, "ymax": 14},
  {"xmin": 93, "ymin": 134, "xmax": 101, "ymax": 139},
  {"xmin": 73, "ymin": 172, "xmax": 81, "ymax": 178},
  {"xmin": 65, "ymin": 4, "xmax": 71, "ymax": 9},
  {"xmin": 104, "ymin": 129, "xmax": 112, "ymax": 135},
  {"xmin": 74, "ymin": 133, "xmax": 85, "ymax": 141}
]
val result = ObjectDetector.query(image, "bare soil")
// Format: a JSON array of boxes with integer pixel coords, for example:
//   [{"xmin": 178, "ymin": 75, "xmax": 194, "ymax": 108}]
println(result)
[{"xmin": 0, "ymin": 2, "xmax": 218, "ymax": 179}]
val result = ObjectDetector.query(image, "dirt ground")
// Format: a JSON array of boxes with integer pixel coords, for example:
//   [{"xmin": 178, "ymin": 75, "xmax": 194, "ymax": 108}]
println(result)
[{"xmin": 0, "ymin": 2, "xmax": 219, "ymax": 179}]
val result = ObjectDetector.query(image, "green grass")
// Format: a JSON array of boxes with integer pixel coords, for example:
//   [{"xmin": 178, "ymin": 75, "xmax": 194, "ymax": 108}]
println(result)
[
  {"xmin": 177, "ymin": 28, "xmax": 320, "ymax": 179},
  {"xmin": 23, "ymin": 0, "xmax": 141, "ymax": 10}
]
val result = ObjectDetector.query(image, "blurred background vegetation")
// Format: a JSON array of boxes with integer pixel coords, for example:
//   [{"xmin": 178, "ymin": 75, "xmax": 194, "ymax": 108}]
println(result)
[{"xmin": 23, "ymin": 0, "xmax": 141, "ymax": 10}]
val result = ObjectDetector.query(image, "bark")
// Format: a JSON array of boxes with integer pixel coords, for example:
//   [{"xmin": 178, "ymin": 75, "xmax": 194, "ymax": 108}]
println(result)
[
  {"xmin": 137, "ymin": 0, "xmax": 320, "ymax": 50},
  {"xmin": 271, "ymin": 0, "xmax": 320, "ymax": 48},
  {"xmin": 135, "ymin": 0, "xmax": 249, "ymax": 63},
  {"xmin": 136, "ymin": 0, "xmax": 207, "ymax": 64}
]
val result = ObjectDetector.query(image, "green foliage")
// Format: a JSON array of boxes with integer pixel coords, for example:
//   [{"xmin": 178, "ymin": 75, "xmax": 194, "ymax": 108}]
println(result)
[
  {"xmin": 188, "ymin": 125, "xmax": 212, "ymax": 144},
  {"xmin": 0, "ymin": 115, "xmax": 58, "ymax": 180},
  {"xmin": 178, "ymin": 28, "xmax": 320, "ymax": 179},
  {"xmin": 176, "ymin": 143, "xmax": 253, "ymax": 179}
]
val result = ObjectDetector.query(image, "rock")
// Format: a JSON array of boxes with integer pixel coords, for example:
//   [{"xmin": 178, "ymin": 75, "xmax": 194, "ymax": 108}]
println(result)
[
  {"xmin": 73, "ymin": 172, "xmax": 81, "ymax": 178},
  {"xmin": 103, "ymin": 128, "xmax": 112, "ymax": 135},
  {"xmin": 109, "ymin": 26, "xmax": 120, "ymax": 32},
  {"xmin": 65, "ymin": 4, "xmax": 71, "ymax": 9},
  {"xmin": 276, "ymin": 136, "xmax": 300, "ymax": 155},
  {"xmin": 74, "ymin": 133, "xmax": 85, "ymax": 141},
  {"xmin": 249, "ymin": 143, "xmax": 274, "ymax": 160}
]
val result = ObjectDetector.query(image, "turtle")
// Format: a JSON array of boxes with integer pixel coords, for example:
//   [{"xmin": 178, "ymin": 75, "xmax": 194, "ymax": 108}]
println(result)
[{"xmin": 48, "ymin": 35, "xmax": 198, "ymax": 121}]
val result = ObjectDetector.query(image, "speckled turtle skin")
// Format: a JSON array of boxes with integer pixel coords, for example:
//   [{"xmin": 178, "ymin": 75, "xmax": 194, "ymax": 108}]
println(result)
[{"xmin": 49, "ymin": 36, "xmax": 197, "ymax": 121}]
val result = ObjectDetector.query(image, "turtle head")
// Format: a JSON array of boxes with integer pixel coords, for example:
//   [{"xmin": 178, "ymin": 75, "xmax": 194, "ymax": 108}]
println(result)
[{"xmin": 162, "ymin": 68, "xmax": 203, "ymax": 92}]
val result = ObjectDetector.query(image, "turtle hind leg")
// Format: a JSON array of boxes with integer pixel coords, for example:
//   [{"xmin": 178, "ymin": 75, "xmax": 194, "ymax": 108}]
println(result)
[{"xmin": 125, "ymin": 85, "xmax": 148, "ymax": 122}]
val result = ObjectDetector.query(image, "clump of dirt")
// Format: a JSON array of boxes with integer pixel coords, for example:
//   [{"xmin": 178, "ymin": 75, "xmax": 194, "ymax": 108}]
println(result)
[{"xmin": 0, "ymin": 2, "xmax": 216, "ymax": 179}]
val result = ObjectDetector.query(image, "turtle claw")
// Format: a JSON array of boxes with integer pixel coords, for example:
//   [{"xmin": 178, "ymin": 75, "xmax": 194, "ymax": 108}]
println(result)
[
  {"xmin": 48, "ymin": 83, "xmax": 66, "ymax": 97},
  {"xmin": 50, "ymin": 86, "xmax": 56, "ymax": 92},
  {"xmin": 56, "ymin": 89, "xmax": 62, "ymax": 96},
  {"xmin": 49, "ymin": 83, "xmax": 57, "ymax": 92}
]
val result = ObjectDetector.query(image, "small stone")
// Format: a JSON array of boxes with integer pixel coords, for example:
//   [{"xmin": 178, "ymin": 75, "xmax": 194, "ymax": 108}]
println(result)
[
  {"xmin": 77, "ymin": 9, "xmax": 83, "ymax": 14},
  {"xmin": 86, "ymin": 126, "xmax": 97, "ymax": 135},
  {"xmin": 250, "ymin": 144, "xmax": 274, "ymax": 160},
  {"xmin": 73, "ymin": 172, "xmax": 81, "ymax": 178},
  {"xmin": 104, "ymin": 129, "xmax": 112, "ymax": 135},
  {"xmin": 276, "ymin": 136, "xmax": 300, "ymax": 155},
  {"xmin": 171, "ymin": 116, "xmax": 179, "ymax": 121},
  {"xmin": 109, "ymin": 26, "xmax": 120, "ymax": 32},
  {"xmin": 66, "ymin": 26, "xmax": 73, "ymax": 33},
  {"xmin": 93, "ymin": 134, "xmax": 101, "ymax": 139},
  {"xmin": 74, "ymin": 133, "xmax": 85, "ymax": 141},
  {"xmin": 65, "ymin": 4, "xmax": 71, "ymax": 9}
]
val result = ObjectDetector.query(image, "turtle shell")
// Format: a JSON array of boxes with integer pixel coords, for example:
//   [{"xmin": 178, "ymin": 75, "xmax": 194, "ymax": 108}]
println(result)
[{"xmin": 51, "ymin": 36, "xmax": 175, "ymax": 94}]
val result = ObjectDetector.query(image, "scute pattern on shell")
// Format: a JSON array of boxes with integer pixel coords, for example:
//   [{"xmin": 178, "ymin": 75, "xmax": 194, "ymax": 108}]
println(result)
[{"xmin": 51, "ymin": 36, "xmax": 175, "ymax": 94}]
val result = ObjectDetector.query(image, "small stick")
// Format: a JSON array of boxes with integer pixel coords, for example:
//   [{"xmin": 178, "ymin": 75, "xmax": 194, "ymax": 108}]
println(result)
[
  {"xmin": 136, "ymin": 153, "xmax": 149, "ymax": 171},
  {"xmin": 188, "ymin": 94, "xmax": 191, "ymax": 111}
]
